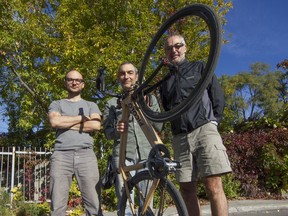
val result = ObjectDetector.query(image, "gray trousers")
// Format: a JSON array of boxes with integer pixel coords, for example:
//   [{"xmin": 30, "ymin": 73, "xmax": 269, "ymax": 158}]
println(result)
[{"xmin": 49, "ymin": 148, "xmax": 101, "ymax": 216}]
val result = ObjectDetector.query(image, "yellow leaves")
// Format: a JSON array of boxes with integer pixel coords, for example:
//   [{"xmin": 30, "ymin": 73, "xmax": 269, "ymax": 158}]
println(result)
[
  {"xmin": 225, "ymin": 1, "xmax": 234, "ymax": 9},
  {"xmin": 5, "ymin": 59, "xmax": 11, "ymax": 66},
  {"xmin": 47, "ymin": 66, "xmax": 58, "ymax": 75},
  {"xmin": 1, "ymin": 0, "xmax": 234, "ymax": 146},
  {"xmin": 99, "ymin": 48, "xmax": 105, "ymax": 53},
  {"xmin": 11, "ymin": 184, "xmax": 21, "ymax": 194},
  {"xmin": 93, "ymin": 41, "xmax": 100, "ymax": 48},
  {"xmin": 12, "ymin": 183, "xmax": 23, "ymax": 201}
]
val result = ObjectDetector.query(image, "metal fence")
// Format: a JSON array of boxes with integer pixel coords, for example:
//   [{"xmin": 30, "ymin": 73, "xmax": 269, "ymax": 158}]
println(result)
[{"xmin": 0, "ymin": 146, "xmax": 52, "ymax": 203}]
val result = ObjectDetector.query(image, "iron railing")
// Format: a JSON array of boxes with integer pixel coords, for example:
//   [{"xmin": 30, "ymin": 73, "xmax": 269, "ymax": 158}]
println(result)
[{"xmin": 0, "ymin": 146, "xmax": 52, "ymax": 204}]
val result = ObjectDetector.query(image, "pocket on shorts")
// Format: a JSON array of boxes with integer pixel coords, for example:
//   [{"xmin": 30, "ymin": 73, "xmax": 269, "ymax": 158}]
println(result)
[
  {"xmin": 214, "ymin": 142, "xmax": 227, "ymax": 151},
  {"xmin": 214, "ymin": 142, "xmax": 231, "ymax": 170}
]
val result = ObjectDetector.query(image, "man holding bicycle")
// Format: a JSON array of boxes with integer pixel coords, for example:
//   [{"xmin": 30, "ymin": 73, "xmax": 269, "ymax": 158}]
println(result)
[
  {"xmin": 103, "ymin": 62, "xmax": 162, "ymax": 215},
  {"xmin": 160, "ymin": 34, "xmax": 232, "ymax": 216}
]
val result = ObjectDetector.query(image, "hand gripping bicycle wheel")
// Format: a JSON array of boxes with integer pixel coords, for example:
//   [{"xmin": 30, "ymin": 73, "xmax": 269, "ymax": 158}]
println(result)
[{"xmin": 136, "ymin": 3, "xmax": 222, "ymax": 122}]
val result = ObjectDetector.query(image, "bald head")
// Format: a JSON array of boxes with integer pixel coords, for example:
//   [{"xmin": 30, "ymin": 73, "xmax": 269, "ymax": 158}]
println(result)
[
  {"xmin": 64, "ymin": 70, "xmax": 85, "ymax": 95},
  {"xmin": 65, "ymin": 70, "xmax": 83, "ymax": 80}
]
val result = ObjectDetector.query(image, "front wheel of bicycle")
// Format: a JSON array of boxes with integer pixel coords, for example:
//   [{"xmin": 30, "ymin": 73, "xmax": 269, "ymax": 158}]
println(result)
[
  {"xmin": 137, "ymin": 3, "xmax": 222, "ymax": 122},
  {"xmin": 118, "ymin": 171, "xmax": 188, "ymax": 216}
]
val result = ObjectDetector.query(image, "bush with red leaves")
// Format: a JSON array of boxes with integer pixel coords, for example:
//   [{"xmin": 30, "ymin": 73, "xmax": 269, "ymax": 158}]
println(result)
[{"xmin": 222, "ymin": 128, "xmax": 288, "ymax": 199}]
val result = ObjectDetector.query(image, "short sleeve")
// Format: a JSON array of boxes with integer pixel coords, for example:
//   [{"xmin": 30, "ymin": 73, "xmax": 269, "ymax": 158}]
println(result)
[
  {"xmin": 48, "ymin": 100, "xmax": 60, "ymax": 114},
  {"xmin": 88, "ymin": 101, "xmax": 102, "ymax": 116}
]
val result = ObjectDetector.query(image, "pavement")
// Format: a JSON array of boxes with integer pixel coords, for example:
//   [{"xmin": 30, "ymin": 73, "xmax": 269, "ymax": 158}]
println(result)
[{"xmin": 102, "ymin": 199, "xmax": 288, "ymax": 215}]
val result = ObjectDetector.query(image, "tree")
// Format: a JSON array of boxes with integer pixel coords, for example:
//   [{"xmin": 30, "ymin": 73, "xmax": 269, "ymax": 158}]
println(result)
[
  {"xmin": 276, "ymin": 59, "xmax": 288, "ymax": 103},
  {"xmin": 219, "ymin": 62, "xmax": 285, "ymax": 131},
  {"xmin": 0, "ymin": 0, "xmax": 233, "ymax": 148},
  {"xmin": 276, "ymin": 59, "xmax": 288, "ymax": 127},
  {"xmin": 0, "ymin": 0, "xmax": 233, "ymax": 209}
]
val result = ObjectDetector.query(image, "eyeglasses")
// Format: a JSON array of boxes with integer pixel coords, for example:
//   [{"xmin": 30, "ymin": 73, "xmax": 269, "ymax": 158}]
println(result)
[
  {"xmin": 165, "ymin": 43, "xmax": 185, "ymax": 52},
  {"xmin": 65, "ymin": 78, "xmax": 84, "ymax": 84}
]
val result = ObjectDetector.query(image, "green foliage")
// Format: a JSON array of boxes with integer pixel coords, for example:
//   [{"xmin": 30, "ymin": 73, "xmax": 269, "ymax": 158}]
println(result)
[
  {"xmin": 261, "ymin": 140, "xmax": 288, "ymax": 194},
  {"xmin": 68, "ymin": 178, "xmax": 82, "ymax": 208},
  {"xmin": 222, "ymin": 174, "xmax": 241, "ymax": 199},
  {"xmin": 276, "ymin": 59, "xmax": 288, "ymax": 103},
  {"xmin": 0, "ymin": 188, "xmax": 10, "ymax": 215},
  {"xmin": 14, "ymin": 201, "xmax": 50, "ymax": 216},
  {"xmin": 0, "ymin": 0, "xmax": 232, "ymax": 206},
  {"xmin": 278, "ymin": 103, "xmax": 288, "ymax": 128},
  {"xmin": 196, "ymin": 174, "xmax": 241, "ymax": 200},
  {"xmin": 11, "ymin": 184, "xmax": 24, "ymax": 202},
  {"xmin": 1, "ymin": 1, "xmax": 287, "ymax": 211},
  {"xmin": 232, "ymin": 116, "xmax": 286, "ymax": 133},
  {"xmin": 0, "ymin": 187, "xmax": 50, "ymax": 216},
  {"xmin": 219, "ymin": 63, "xmax": 287, "ymax": 132},
  {"xmin": 101, "ymin": 186, "xmax": 117, "ymax": 212},
  {"xmin": 0, "ymin": 0, "xmax": 232, "ymax": 148},
  {"xmin": 66, "ymin": 205, "xmax": 85, "ymax": 216}
]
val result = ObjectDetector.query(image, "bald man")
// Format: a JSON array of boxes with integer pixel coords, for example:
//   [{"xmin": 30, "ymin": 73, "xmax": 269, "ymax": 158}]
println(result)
[{"xmin": 48, "ymin": 70, "xmax": 102, "ymax": 216}]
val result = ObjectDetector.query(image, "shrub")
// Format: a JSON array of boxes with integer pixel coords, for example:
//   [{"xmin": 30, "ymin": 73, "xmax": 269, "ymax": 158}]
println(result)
[
  {"xmin": 14, "ymin": 201, "xmax": 50, "ymax": 216},
  {"xmin": 0, "ymin": 188, "xmax": 10, "ymax": 215},
  {"xmin": 196, "ymin": 174, "xmax": 241, "ymax": 200},
  {"xmin": 101, "ymin": 186, "xmax": 117, "ymax": 212},
  {"xmin": 222, "ymin": 173, "xmax": 241, "ymax": 199},
  {"xmin": 223, "ymin": 128, "xmax": 288, "ymax": 198},
  {"xmin": 7, "ymin": 184, "xmax": 50, "ymax": 216}
]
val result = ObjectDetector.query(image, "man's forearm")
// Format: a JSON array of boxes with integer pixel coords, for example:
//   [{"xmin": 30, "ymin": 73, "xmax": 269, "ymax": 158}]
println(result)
[
  {"xmin": 49, "ymin": 115, "xmax": 83, "ymax": 129},
  {"xmin": 71, "ymin": 119, "xmax": 101, "ymax": 132}
]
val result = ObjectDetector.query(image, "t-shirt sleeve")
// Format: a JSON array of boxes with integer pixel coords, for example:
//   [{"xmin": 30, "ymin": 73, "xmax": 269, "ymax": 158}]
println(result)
[
  {"xmin": 89, "ymin": 101, "xmax": 102, "ymax": 116},
  {"xmin": 48, "ymin": 100, "xmax": 60, "ymax": 113}
]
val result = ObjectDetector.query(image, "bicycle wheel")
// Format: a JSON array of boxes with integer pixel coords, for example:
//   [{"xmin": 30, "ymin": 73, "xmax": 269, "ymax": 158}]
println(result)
[
  {"xmin": 137, "ymin": 3, "xmax": 221, "ymax": 122},
  {"xmin": 119, "ymin": 171, "xmax": 188, "ymax": 216}
]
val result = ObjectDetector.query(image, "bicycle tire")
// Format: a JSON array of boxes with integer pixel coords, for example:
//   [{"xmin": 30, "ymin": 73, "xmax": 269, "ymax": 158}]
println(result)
[
  {"xmin": 137, "ymin": 3, "xmax": 222, "ymax": 122},
  {"xmin": 118, "ymin": 171, "xmax": 188, "ymax": 216}
]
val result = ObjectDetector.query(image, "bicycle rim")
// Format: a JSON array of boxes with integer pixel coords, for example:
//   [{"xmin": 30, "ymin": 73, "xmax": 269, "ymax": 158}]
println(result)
[
  {"xmin": 119, "ymin": 171, "xmax": 188, "ymax": 216},
  {"xmin": 137, "ymin": 3, "xmax": 221, "ymax": 122}
]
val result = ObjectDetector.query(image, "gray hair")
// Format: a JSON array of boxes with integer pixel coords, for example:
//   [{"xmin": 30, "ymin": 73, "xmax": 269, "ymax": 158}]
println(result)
[
  {"xmin": 165, "ymin": 34, "xmax": 186, "ymax": 47},
  {"xmin": 117, "ymin": 62, "xmax": 138, "ymax": 74}
]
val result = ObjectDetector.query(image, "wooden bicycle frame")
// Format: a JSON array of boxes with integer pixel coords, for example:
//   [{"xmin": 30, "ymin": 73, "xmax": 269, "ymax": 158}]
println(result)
[{"xmin": 118, "ymin": 90, "xmax": 164, "ymax": 214}]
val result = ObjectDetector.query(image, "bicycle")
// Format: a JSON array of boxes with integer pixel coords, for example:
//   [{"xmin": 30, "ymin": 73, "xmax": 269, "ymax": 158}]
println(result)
[{"xmin": 97, "ymin": 3, "xmax": 221, "ymax": 216}]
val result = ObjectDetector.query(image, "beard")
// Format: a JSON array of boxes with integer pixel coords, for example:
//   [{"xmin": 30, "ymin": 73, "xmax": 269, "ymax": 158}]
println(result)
[{"xmin": 169, "ymin": 52, "xmax": 185, "ymax": 65}]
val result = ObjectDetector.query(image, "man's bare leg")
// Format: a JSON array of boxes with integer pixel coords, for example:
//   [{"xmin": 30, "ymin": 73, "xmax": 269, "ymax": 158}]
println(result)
[
  {"xmin": 180, "ymin": 181, "xmax": 201, "ymax": 216},
  {"xmin": 204, "ymin": 175, "xmax": 228, "ymax": 216}
]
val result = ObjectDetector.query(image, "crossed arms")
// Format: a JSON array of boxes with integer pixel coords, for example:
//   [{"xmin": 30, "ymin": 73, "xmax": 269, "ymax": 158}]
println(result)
[{"xmin": 49, "ymin": 112, "xmax": 101, "ymax": 132}]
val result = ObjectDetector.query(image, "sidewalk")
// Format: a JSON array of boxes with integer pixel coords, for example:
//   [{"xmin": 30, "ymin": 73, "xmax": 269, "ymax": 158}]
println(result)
[
  {"xmin": 203, "ymin": 199, "xmax": 288, "ymax": 215},
  {"xmin": 102, "ymin": 199, "xmax": 288, "ymax": 215}
]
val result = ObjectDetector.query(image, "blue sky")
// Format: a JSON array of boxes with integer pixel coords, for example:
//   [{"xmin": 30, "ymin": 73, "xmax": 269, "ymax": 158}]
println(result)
[
  {"xmin": 215, "ymin": 0, "xmax": 288, "ymax": 76},
  {"xmin": 1, "ymin": 0, "xmax": 287, "ymax": 133},
  {"xmin": 0, "ymin": 107, "xmax": 6, "ymax": 132}
]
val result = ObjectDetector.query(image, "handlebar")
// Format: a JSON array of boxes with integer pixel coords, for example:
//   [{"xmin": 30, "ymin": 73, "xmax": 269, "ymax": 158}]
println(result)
[
  {"xmin": 95, "ymin": 67, "xmax": 124, "ymax": 99},
  {"xmin": 96, "ymin": 59, "xmax": 173, "ymax": 100}
]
